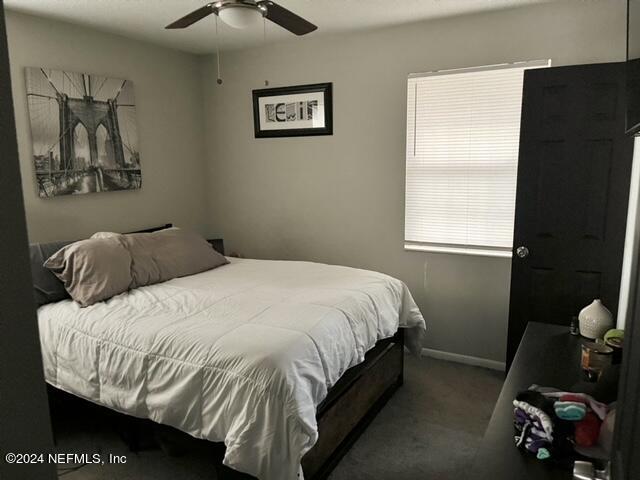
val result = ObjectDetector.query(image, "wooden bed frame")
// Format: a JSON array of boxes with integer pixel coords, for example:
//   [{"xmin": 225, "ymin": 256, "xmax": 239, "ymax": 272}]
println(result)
[
  {"xmin": 302, "ymin": 330, "xmax": 403, "ymax": 480},
  {"xmin": 215, "ymin": 329, "xmax": 404, "ymax": 480},
  {"xmin": 45, "ymin": 225, "xmax": 406, "ymax": 479}
]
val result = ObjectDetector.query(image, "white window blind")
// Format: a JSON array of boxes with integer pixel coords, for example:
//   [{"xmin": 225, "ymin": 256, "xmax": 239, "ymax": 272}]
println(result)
[{"xmin": 404, "ymin": 60, "xmax": 550, "ymax": 257}]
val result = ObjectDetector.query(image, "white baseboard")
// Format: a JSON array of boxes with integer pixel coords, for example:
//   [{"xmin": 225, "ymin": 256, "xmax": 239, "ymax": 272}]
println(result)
[{"xmin": 421, "ymin": 347, "xmax": 506, "ymax": 372}]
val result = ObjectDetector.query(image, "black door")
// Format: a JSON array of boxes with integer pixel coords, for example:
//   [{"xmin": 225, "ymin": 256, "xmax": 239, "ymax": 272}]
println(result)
[{"xmin": 506, "ymin": 62, "xmax": 634, "ymax": 368}]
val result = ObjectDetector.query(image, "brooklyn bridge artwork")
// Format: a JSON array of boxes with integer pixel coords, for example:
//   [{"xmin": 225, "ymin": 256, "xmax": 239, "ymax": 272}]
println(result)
[{"xmin": 25, "ymin": 68, "xmax": 141, "ymax": 197}]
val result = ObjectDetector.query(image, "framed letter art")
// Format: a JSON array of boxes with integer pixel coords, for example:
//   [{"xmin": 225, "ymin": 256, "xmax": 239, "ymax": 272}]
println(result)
[{"xmin": 252, "ymin": 83, "xmax": 333, "ymax": 138}]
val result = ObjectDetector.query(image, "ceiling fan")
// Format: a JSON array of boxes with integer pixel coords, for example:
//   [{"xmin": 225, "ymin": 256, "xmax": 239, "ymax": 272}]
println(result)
[{"xmin": 165, "ymin": 0, "xmax": 317, "ymax": 35}]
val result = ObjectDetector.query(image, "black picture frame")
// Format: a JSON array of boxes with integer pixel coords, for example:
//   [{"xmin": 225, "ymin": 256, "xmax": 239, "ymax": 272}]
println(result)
[{"xmin": 252, "ymin": 82, "xmax": 333, "ymax": 138}]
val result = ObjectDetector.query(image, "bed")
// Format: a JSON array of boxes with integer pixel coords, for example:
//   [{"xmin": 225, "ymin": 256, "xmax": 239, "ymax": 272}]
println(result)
[{"xmin": 37, "ymin": 238, "xmax": 426, "ymax": 480}]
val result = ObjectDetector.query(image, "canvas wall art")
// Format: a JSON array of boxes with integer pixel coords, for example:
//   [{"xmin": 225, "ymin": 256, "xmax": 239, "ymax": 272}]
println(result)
[{"xmin": 25, "ymin": 67, "xmax": 141, "ymax": 197}]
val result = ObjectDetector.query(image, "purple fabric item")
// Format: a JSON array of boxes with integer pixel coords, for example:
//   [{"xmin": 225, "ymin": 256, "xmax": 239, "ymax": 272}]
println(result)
[
  {"xmin": 515, "ymin": 408, "xmax": 544, "ymax": 431},
  {"xmin": 513, "ymin": 399, "xmax": 554, "ymax": 441},
  {"xmin": 528, "ymin": 431, "xmax": 551, "ymax": 442},
  {"xmin": 515, "ymin": 409, "xmax": 529, "ymax": 423},
  {"xmin": 525, "ymin": 437, "xmax": 550, "ymax": 454},
  {"xmin": 514, "ymin": 402, "xmax": 554, "ymax": 460}
]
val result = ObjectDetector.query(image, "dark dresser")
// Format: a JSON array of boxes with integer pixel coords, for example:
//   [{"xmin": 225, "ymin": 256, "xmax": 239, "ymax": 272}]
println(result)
[{"xmin": 472, "ymin": 322, "xmax": 604, "ymax": 480}]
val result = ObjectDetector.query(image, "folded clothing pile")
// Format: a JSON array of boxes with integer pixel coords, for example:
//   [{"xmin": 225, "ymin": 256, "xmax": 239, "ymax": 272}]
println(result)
[{"xmin": 513, "ymin": 386, "xmax": 610, "ymax": 462}]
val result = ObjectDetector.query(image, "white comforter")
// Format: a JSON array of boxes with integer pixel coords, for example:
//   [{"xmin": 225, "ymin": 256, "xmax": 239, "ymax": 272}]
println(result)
[{"xmin": 38, "ymin": 258, "xmax": 426, "ymax": 479}]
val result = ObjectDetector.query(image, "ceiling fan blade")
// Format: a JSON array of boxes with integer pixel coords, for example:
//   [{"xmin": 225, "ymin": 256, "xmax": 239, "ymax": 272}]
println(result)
[
  {"xmin": 166, "ymin": 4, "xmax": 216, "ymax": 29},
  {"xmin": 259, "ymin": 1, "xmax": 317, "ymax": 36}
]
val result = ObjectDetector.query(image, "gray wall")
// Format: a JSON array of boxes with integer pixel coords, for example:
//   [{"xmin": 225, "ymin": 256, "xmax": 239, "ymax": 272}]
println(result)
[
  {"xmin": 4, "ymin": 1, "xmax": 629, "ymax": 364},
  {"xmin": 6, "ymin": 11, "xmax": 208, "ymax": 243},
  {"xmin": 202, "ymin": 1, "xmax": 627, "ymax": 364}
]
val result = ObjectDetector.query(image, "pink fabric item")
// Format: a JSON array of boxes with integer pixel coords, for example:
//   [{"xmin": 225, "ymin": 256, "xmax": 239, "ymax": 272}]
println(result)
[
  {"xmin": 575, "ymin": 412, "xmax": 601, "ymax": 447},
  {"xmin": 538, "ymin": 390, "xmax": 607, "ymax": 420},
  {"xmin": 560, "ymin": 394, "xmax": 587, "ymax": 404}
]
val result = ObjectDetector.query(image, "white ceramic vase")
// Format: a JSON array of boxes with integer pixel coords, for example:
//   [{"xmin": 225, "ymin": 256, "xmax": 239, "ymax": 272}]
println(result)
[{"xmin": 578, "ymin": 299, "xmax": 613, "ymax": 340}]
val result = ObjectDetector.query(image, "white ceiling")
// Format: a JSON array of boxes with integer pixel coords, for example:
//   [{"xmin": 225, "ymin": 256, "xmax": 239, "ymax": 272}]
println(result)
[{"xmin": 4, "ymin": 0, "xmax": 552, "ymax": 54}]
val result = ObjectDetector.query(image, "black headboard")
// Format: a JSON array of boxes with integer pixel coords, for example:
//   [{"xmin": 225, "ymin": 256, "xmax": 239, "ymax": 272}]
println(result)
[{"xmin": 126, "ymin": 223, "xmax": 172, "ymax": 234}]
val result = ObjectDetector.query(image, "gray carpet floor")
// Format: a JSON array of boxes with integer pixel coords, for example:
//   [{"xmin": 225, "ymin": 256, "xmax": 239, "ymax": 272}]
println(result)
[{"xmin": 55, "ymin": 355, "xmax": 503, "ymax": 480}]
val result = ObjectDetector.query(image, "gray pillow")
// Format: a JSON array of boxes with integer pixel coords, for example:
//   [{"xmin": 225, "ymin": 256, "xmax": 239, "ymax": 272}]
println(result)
[
  {"xmin": 44, "ymin": 236, "xmax": 133, "ymax": 307},
  {"xmin": 100, "ymin": 228, "xmax": 228, "ymax": 289},
  {"xmin": 30, "ymin": 240, "xmax": 73, "ymax": 307}
]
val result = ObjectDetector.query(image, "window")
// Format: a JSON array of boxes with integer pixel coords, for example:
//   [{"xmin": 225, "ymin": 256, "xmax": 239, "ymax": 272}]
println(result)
[{"xmin": 404, "ymin": 60, "xmax": 550, "ymax": 257}]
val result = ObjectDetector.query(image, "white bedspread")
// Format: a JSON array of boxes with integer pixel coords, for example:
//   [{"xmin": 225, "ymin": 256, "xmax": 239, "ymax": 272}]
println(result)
[{"xmin": 38, "ymin": 258, "xmax": 426, "ymax": 479}]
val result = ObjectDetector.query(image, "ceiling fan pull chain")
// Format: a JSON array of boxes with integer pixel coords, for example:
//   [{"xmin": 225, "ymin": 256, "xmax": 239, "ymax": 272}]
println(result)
[
  {"xmin": 216, "ymin": 15, "xmax": 223, "ymax": 85},
  {"xmin": 263, "ymin": 17, "xmax": 269, "ymax": 86}
]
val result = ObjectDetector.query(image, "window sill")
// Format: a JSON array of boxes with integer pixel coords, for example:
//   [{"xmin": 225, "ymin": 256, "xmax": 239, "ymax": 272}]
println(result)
[{"xmin": 404, "ymin": 243, "xmax": 513, "ymax": 258}]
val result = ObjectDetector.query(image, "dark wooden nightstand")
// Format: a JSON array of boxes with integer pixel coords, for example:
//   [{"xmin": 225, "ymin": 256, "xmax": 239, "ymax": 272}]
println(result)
[{"xmin": 207, "ymin": 239, "xmax": 224, "ymax": 256}]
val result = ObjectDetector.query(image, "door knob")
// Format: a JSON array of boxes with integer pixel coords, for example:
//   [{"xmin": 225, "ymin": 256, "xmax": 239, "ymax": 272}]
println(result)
[{"xmin": 516, "ymin": 246, "xmax": 530, "ymax": 258}]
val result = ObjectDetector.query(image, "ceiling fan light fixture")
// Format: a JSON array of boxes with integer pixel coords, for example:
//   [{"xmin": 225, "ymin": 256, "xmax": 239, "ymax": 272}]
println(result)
[
  {"xmin": 166, "ymin": 1, "xmax": 317, "ymax": 35},
  {"xmin": 218, "ymin": 4, "xmax": 264, "ymax": 29}
]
